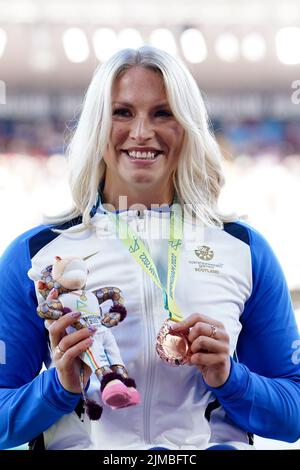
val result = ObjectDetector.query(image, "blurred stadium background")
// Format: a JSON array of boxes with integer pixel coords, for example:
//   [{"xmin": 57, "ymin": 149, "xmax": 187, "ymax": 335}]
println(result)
[{"xmin": 0, "ymin": 0, "xmax": 300, "ymax": 450}]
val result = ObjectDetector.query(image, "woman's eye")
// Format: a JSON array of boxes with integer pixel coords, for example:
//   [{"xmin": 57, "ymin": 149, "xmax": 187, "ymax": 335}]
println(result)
[
  {"xmin": 155, "ymin": 109, "xmax": 173, "ymax": 117},
  {"xmin": 112, "ymin": 108, "xmax": 131, "ymax": 117}
]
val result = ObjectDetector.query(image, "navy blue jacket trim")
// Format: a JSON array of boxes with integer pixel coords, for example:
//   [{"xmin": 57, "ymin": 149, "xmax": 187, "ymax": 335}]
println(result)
[
  {"xmin": 28, "ymin": 193, "xmax": 102, "ymax": 259},
  {"xmin": 223, "ymin": 222, "xmax": 250, "ymax": 246},
  {"xmin": 204, "ymin": 399, "xmax": 221, "ymax": 422},
  {"xmin": 29, "ymin": 216, "xmax": 82, "ymax": 259}
]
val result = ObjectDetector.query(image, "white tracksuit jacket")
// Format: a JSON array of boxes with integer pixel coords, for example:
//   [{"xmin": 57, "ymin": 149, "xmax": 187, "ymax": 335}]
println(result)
[{"xmin": 28, "ymin": 206, "xmax": 255, "ymax": 450}]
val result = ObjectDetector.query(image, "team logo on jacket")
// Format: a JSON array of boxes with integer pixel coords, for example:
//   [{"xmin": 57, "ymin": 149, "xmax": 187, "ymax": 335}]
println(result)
[{"xmin": 195, "ymin": 246, "xmax": 214, "ymax": 261}]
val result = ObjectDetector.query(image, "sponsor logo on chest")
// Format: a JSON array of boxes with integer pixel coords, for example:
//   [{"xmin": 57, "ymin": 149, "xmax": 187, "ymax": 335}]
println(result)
[{"xmin": 189, "ymin": 245, "xmax": 224, "ymax": 274}]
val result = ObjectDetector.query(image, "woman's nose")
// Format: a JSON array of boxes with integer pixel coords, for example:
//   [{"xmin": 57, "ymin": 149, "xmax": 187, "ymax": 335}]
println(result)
[{"xmin": 129, "ymin": 116, "xmax": 155, "ymax": 141}]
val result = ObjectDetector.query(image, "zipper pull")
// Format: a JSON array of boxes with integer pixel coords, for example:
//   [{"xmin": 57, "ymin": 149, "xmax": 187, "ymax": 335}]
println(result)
[
  {"xmin": 135, "ymin": 209, "xmax": 146, "ymax": 233},
  {"xmin": 136, "ymin": 209, "xmax": 144, "ymax": 219}
]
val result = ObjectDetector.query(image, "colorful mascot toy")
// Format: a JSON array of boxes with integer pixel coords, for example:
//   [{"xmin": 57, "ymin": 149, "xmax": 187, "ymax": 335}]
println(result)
[{"xmin": 28, "ymin": 256, "xmax": 140, "ymax": 420}]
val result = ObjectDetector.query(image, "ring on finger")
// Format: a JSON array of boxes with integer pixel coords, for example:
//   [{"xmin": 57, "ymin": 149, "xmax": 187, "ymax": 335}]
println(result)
[
  {"xmin": 55, "ymin": 343, "xmax": 65, "ymax": 356},
  {"xmin": 209, "ymin": 324, "xmax": 217, "ymax": 338}
]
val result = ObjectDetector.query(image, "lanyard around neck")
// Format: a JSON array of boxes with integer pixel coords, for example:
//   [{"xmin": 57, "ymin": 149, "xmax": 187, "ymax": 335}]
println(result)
[{"xmin": 108, "ymin": 208, "xmax": 183, "ymax": 322}]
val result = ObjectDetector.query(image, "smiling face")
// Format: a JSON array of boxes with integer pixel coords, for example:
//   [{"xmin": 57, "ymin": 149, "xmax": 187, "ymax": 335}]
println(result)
[{"xmin": 102, "ymin": 66, "xmax": 185, "ymax": 208}]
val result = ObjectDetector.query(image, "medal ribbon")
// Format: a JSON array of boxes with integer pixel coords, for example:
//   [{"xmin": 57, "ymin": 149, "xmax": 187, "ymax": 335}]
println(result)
[{"xmin": 109, "ymin": 208, "xmax": 183, "ymax": 322}]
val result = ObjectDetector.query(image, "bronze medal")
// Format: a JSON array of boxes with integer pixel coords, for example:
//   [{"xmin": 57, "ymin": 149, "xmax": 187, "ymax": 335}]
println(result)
[{"xmin": 156, "ymin": 318, "xmax": 191, "ymax": 366}]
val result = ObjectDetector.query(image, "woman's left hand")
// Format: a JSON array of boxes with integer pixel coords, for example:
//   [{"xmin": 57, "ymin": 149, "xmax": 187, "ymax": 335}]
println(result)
[{"xmin": 171, "ymin": 313, "xmax": 231, "ymax": 388}]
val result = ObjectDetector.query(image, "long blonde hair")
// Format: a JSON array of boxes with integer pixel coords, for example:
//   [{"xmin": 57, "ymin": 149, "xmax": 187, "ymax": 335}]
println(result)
[{"xmin": 49, "ymin": 46, "xmax": 232, "ymax": 227}]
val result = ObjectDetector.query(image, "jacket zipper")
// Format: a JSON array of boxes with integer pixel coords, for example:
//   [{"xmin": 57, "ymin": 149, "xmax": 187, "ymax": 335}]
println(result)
[
  {"xmin": 142, "ymin": 266, "xmax": 156, "ymax": 445},
  {"xmin": 135, "ymin": 211, "xmax": 157, "ymax": 446}
]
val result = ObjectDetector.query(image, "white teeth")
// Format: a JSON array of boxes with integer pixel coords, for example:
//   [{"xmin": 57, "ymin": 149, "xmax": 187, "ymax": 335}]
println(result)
[{"xmin": 126, "ymin": 150, "xmax": 159, "ymax": 160}]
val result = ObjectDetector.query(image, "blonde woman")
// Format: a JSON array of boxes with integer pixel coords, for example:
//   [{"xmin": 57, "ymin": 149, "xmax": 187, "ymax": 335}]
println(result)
[{"xmin": 0, "ymin": 46, "xmax": 299, "ymax": 450}]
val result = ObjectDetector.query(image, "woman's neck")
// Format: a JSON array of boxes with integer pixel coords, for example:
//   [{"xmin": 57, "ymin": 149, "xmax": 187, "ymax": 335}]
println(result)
[{"xmin": 102, "ymin": 182, "xmax": 174, "ymax": 211}]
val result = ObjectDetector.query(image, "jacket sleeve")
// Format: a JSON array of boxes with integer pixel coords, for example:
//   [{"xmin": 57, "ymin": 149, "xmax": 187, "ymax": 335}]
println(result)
[
  {"xmin": 207, "ymin": 225, "xmax": 300, "ymax": 442},
  {"xmin": 0, "ymin": 229, "xmax": 81, "ymax": 449}
]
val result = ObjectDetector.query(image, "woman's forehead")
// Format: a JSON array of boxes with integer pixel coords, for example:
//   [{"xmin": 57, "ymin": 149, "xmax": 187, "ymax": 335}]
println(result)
[{"xmin": 112, "ymin": 66, "xmax": 166, "ymax": 102}]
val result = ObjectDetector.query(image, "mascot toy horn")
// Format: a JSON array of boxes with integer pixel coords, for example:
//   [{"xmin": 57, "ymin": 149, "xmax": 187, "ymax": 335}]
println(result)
[{"xmin": 28, "ymin": 256, "xmax": 140, "ymax": 420}]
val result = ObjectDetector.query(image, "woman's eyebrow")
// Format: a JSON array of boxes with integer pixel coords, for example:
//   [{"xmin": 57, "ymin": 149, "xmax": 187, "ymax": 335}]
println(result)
[
  {"xmin": 152, "ymin": 102, "xmax": 170, "ymax": 109},
  {"xmin": 112, "ymin": 101, "xmax": 132, "ymax": 107},
  {"xmin": 112, "ymin": 101, "xmax": 170, "ymax": 109}
]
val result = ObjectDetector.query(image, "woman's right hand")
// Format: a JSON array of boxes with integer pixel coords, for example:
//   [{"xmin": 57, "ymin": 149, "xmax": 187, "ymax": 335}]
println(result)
[{"xmin": 46, "ymin": 311, "xmax": 96, "ymax": 393}]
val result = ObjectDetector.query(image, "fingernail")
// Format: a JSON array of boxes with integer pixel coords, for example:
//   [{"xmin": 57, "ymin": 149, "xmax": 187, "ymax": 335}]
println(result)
[
  {"xmin": 71, "ymin": 311, "xmax": 81, "ymax": 318},
  {"xmin": 88, "ymin": 326, "xmax": 97, "ymax": 333}
]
